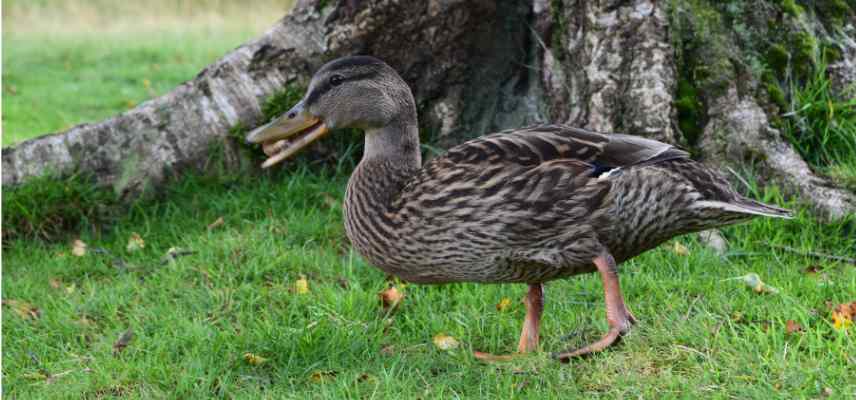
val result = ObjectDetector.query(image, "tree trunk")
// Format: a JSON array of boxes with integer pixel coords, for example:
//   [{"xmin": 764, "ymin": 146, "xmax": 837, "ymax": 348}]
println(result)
[{"xmin": 3, "ymin": 0, "xmax": 854, "ymax": 218}]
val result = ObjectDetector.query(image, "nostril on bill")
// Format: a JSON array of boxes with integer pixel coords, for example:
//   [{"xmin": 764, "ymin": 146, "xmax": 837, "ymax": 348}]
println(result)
[{"xmin": 287, "ymin": 112, "xmax": 296, "ymax": 119}]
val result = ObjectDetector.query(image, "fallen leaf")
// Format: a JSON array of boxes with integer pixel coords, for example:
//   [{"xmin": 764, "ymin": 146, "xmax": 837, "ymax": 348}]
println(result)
[
  {"xmin": 207, "ymin": 217, "xmax": 225, "ymax": 230},
  {"xmin": 831, "ymin": 301, "xmax": 855, "ymax": 330},
  {"xmin": 356, "ymin": 373, "xmax": 376, "ymax": 383},
  {"xmin": 785, "ymin": 320, "xmax": 803, "ymax": 334},
  {"xmin": 672, "ymin": 241, "xmax": 690, "ymax": 256},
  {"xmin": 2, "ymin": 299, "xmax": 41, "ymax": 320},
  {"xmin": 378, "ymin": 286, "xmax": 404, "ymax": 309},
  {"xmin": 320, "ymin": 193, "xmax": 339, "ymax": 209},
  {"xmin": 309, "ymin": 370, "xmax": 336, "ymax": 383},
  {"xmin": 432, "ymin": 334, "xmax": 460, "ymax": 351},
  {"xmin": 473, "ymin": 351, "xmax": 516, "ymax": 363},
  {"xmin": 77, "ymin": 316, "xmax": 96, "ymax": 327},
  {"xmin": 727, "ymin": 273, "xmax": 779, "ymax": 294},
  {"xmin": 496, "ymin": 297, "xmax": 513, "ymax": 312},
  {"xmin": 23, "ymin": 371, "xmax": 49, "ymax": 381},
  {"xmin": 294, "ymin": 276, "xmax": 310, "ymax": 295},
  {"xmin": 49, "ymin": 278, "xmax": 63, "ymax": 289},
  {"xmin": 112, "ymin": 328, "xmax": 134, "ymax": 355},
  {"xmin": 803, "ymin": 265, "xmax": 821, "ymax": 274},
  {"xmin": 126, "ymin": 233, "xmax": 145, "ymax": 252},
  {"xmin": 243, "ymin": 352, "xmax": 268, "ymax": 366},
  {"xmin": 731, "ymin": 312, "xmax": 745, "ymax": 323},
  {"xmin": 71, "ymin": 239, "xmax": 87, "ymax": 257}
]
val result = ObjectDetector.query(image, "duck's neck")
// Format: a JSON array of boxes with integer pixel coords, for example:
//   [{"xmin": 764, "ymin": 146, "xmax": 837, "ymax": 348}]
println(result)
[
  {"xmin": 347, "ymin": 117, "xmax": 421, "ymax": 212},
  {"xmin": 344, "ymin": 118, "xmax": 421, "ymax": 269},
  {"xmin": 362, "ymin": 117, "xmax": 421, "ymax": 169}
]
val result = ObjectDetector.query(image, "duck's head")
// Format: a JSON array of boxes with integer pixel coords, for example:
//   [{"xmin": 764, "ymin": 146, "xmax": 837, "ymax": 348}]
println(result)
[{"xmin": 246, "ymin": 56, "xmax": 416, "ymax": 168}]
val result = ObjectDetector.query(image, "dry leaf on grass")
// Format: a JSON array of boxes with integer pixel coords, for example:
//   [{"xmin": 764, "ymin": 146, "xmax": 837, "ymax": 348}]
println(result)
[
  {"xmin": 112, "ymin": 328, "xmax": 134, "ymax": 355},
  {"xmin": 49, "ymin": 278, "xmax": 63, "ymax": 289},
  {"xmin": 379, "ymin": 345, "xmax": 396, "ymax": 356},
  {"xmin": 126, "ymin": 233, "xmax": 145, "ymax": 252},
  {"xmin": 671, "ymin": 241, "xmax": 690, "ymax": 256},
  {"xmin": 320, "ymin": 193, "xmax": 339, "ymax": 209},
  {"xmin": 309, "ymin": 370, "xmax": 336, "ymax": 383},
  {"xmin": 243, "ymin": 352, "xmax": 268, "ymax": 366},
  {"xmin": 2, "ymin": 299, "xmax": 41, "ymax": 320},
  {"xmin": 473, "ymin": 351, "xmax": 516, "ymax": 363},
  {"xmin": 71, "ymin": 239, "xmax": 87, "ymax": 257},
  {"xmin": 23, "ymin": 371, "xmax": 50, "ymax": 381},
  {"xmin": 293, "ymin": 276, "xmax": 310, "ymax": 295},
  {"xmin": 831, "ymin": 301, "xmax": 855, "ymax": 330},
  {"xmin": 379, "ymin": 286, "xmax": 404, "ymax": 310},
  {"xmin": 207, "ymin": 217, "xmax": 225, "ymax": 230},
  {"xmin": 432, "ymin": 334, "xmax": 460, "ymax": 350},
  {"xmin": 804, "ymin": 265, "xmax": 821, "ymax": 274},
  {"xmin": 726, "ymin": 273, "xmax": 779, "ymax": 294},
  {"xmin": 496, "ymin": 297, "xmax": 513, "ymax": 312},
  {"xmin": 785, "ymin": 320, "xmax": 803, "ymax": 334}
]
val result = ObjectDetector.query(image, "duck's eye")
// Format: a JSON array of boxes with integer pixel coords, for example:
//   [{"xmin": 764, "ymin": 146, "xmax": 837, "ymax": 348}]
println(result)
[{"xmin": 329, "ymin": 74, "xmax": 345, "ymax": 86}]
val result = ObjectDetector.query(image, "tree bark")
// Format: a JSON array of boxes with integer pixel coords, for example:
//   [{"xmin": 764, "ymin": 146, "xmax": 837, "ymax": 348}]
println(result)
[{"xmin": 3, "ymin": 0, "xmax": 854, "ymax": 218}]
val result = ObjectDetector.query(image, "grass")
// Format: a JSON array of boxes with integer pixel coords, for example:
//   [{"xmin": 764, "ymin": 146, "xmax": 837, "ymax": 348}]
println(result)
[
  {"xmin": 2, "ymin": 0, "xmax": 292, "ymax": 146},
  {"xmin": 778, "ymin": 60, "xmax": 856, "ymax": 190},
  {"xmin": 3, "ymin": 1, "xmax": 856, "ymax": 398},
  {"xmin": 1, "ymin": 31, "xmax": 251, "ymax": 145},
  {"xmin": 4, "ymin": 169, "xmax": 856, "ymax": 398},
  {"xmin": 1, "ymin": 172, "xmax": 123, "ymax": 242}
]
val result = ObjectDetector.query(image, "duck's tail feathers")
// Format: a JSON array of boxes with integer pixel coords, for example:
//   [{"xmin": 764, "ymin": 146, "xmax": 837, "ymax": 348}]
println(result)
[{"xmin": 694, "ymin": 198, "xmax": 794, "ymax": 220}]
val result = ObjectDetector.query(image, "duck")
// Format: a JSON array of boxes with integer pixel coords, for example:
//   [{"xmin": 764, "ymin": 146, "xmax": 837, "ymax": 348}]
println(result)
[{"xmin": 246, "ymin": 55, "xmax": 792, "ymax": 360}]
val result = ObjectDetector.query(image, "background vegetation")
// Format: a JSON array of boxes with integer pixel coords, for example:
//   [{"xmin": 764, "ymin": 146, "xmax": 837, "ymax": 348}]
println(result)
[
  {"xmin": 2, "ymin": 0, "xmax": 291, "ymax": 145},
  {"xmin": 3, "ymin": 0, "xmax": 855, "ymax": 398}
]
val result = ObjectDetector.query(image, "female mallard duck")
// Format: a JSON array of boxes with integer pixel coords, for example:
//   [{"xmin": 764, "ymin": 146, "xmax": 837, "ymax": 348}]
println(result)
[{"xmin": 246, "ymin": 56, "xmax": 791, "ymax": 360}]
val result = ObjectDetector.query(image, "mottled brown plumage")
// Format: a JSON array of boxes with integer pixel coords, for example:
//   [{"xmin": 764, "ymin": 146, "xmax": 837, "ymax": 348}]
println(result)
[{"xmin": 246, "ymin": 56, "xmax": 791, "ymax": 360}]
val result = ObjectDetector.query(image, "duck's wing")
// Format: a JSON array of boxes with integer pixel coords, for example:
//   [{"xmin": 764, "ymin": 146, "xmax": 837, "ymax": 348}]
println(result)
[
  {"xmin": 441, "ymin": 124, "xmax": 689, "ymax": 172},
  {"xmin": 397, "ymin": 125, "xmax": 689, "ymax": 214}
]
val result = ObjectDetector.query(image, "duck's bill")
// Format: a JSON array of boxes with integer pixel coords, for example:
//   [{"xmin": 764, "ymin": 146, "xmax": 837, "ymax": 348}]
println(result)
[{"xmin": 245, "ymin": 106, "xmax": 329, "ymax": 169}]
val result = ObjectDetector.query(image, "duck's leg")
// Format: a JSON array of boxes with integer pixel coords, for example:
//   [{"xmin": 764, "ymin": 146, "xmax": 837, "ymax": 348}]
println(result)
[
  {"xmin": 474, "ymin": 283, "xmax": 544, "ymax": 361},
  {"xmin": 517, "ymin": 283, "xmax": 544, "ymax": 353},
  {"xmin": 553, "ymin": 252, "xmax": 635, "ymax": 360}
]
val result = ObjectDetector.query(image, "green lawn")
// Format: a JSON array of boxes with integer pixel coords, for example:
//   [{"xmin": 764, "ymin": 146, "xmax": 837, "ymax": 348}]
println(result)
[
  {"xmin": 2, "ymin": 29, "xmax": 262, "ymax": 146},
  {"xmin": 4, "ymin": 169, "xmax": 855, "ymax": 398},
  {"xmin": 3, "ymin": 3, "xmax": 856, "ymax": 399}
]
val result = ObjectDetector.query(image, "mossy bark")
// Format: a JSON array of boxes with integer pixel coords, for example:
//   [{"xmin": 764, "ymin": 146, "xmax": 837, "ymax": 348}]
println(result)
[{"xmin": 3, "ymin": 0, "xmax": 854, "ymax": 217}]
